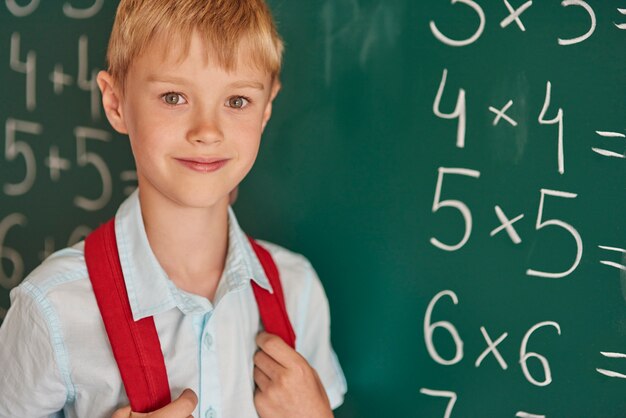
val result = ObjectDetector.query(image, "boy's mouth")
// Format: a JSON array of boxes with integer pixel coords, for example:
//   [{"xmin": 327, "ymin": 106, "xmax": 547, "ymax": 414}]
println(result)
[{"xmin": 174, "ymin": 157, "xmax": 230, "ymax": 173}]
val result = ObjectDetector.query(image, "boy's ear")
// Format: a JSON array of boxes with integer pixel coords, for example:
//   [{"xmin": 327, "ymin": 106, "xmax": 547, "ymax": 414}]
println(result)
[
  {"xmin": 261, "ymin": 79, "xmax": 282, "ymax": 131},
  {"xmin": 97, "ymin": 71, "xmax": 128, "ymax": 134}
]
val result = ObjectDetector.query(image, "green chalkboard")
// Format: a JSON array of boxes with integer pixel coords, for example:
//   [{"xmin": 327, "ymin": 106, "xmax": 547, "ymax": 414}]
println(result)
[{"xmin": 2, "ymin": 1, "xmax": 626, "ymax": 417}]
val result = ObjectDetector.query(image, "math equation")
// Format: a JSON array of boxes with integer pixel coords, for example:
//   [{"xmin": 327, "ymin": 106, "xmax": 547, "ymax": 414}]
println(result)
[
  {"xmin": 1, "ymin": 3, "xmax": 137, "ymax": 320},
  {"xmin": 420, "ymin": 1, "xmax": 625, "ymax": 417}
]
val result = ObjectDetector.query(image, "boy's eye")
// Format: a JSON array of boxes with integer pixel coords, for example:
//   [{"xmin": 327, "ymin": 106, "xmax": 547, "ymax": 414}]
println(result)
[
  {"xmin": 226, "ymin": 96, "xmax": 249, "ymax": 109},
  {"xmin": 162, "ymin": 93, "xmax": 187, "ymax": 105}
]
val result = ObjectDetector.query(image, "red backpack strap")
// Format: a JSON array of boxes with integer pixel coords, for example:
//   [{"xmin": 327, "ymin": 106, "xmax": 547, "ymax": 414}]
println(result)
[
  {"xmin": 247, "ymin": 237, "xmax": 296, "ymax": 349},
  {"xmin": 84, "ymin": 219, "xmax": 294, "ymax": 412},
  {"xmin": 84, "ymin": 219, "xmax": 171, "ymax": 413}
]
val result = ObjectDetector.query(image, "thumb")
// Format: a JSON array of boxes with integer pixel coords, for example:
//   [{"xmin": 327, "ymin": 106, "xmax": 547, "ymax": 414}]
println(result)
[{"xmin": 148, "ymin": 389, "xmax": 198, "ymax": 417}]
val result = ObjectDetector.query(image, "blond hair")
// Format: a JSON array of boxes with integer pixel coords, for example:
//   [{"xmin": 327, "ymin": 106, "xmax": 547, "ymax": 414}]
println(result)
[{"xmin": 107, "ymin": 0, "xmax": 284, "ymax": 91}]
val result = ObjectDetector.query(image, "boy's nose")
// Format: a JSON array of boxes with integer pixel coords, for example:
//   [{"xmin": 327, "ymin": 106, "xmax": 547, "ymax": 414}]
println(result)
[{"xmin": 186, "ymin": 111, "xmax": 224, "ymax": 145}]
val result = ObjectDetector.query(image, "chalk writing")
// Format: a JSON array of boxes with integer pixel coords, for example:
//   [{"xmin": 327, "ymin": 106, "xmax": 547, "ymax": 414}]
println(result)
[
  {"xmin": 598, "ymin": 246, "xmax": 626, "ymax": 272},
  {"xmin": 429, "ymin": 0, "xmax": 485, "ymax": 47},
  {"xmin": 77, "ymin": 36, "xmax": 102, "ymax": 121},
  {"xmin": 1, "ymin": 11, "xmax": 135, "ymax": 318},
  {"xmin": 557, "ymin": 1, "xmax": 596, "ymax": 46},
  {"xmin": 538, "ymin": 81, "xmax": 565, "ymax": 174},
  {"xmin": 430, "ymin": 176, "xmax": 584, "ymax": 277},
  {"xmin": 5, "ymin": 1, "xmax": 104, "ymax": 18},
  {"xmin": 49, "ymin": 64, "xmax": 73, "ymax": 95},
  {"xmin": 616, "ymin": 8, "xmax": 626, "ymax": 30},
  {"xmin": 424, "ymin": 290, "xmax": 561, "ymax": 386},
  {"xmin": 63, "ymin": 0, "xmax": 104, "ymax": 19},
  {"xmin": 73, "ymin": 127, "xmax": 112, "ymax": 211},
  {"xmin": 519, "ymin": 321, "xmax": 561, "ymax": 386},
  {"xmin": 500, "ymin": 1, "xmax": 532, "ymax": 31},
  {"xmin": 435, "ymin": 73, "xmax": 566, "ymax": 171},
  {"xmin": 489, "ymin": 100, "xmax": 518, "ymax": 127},
  {"xmin": 516, "ymin": 413, "xmax": 545, "ymax": 418},
  {"xmin": 431, "ymin": 0, "xmax": 602, "ymax": 46},
  {"xmin": 0, "ymin": 213, "xmax": 27, "ymax": 290},
  {"xmin": 425, "ymin": 4, "xmax": 624, "ymax": 414},
  {"xmin": 419, "ymin": 388, "xmax": 457, "ymax": 418},
  {"xmin": 5, "ymin": 0, "xmax": 39, "ymax": 17},
  {"xmin": 4, "ymin": 118, "xmax": 42, "ymax": 196},
  {"xmin": 490, "ymin": 205, "xmax": 524, "ymax": 244},
  {"xmin": 433, "ymin": 69, "xmax": 466, "ymax": 148},
  {"xmin": 596, "ymin": 351, "xmax": 626, "ymax": 379},
  {"xmin": 430, "ymin": 167, "xmax": 481, "ymax": 251},
  {"xmin": 526, "ymin": 189, "xmax": 582, "ymax": 279},
  {"xmin": 120, "ymin": 170, "xmax": 138, "ymax": 196},
  {"xmin": 45, "ymin": 146, "xmax": 71, "ymax": 182},
  {"xmin": 592, "ymin": 131, "xmax": 625, "ymax": 159},
  {"xmin": 424, "ymin": 290, "xmax": 464, "ymax": 365},
  {"xmin": 475, "ymin": 326, "xmax": 509, "ymax": 369},
  {"xmin": 10, "ymin": 33, "xmax": 36, "ymax": 111}
]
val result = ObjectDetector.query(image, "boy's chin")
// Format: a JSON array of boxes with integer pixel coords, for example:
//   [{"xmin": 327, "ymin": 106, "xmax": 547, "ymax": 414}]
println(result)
[
  {"xmin": 137, "ymin": 177, "xmax": 236, "ymax": 210},
  {"xmin": 141, "ymin": 186, "xmax": 232, "ymax": 211},
  {"xmin": 169, "ymin": 192, "xmax": 231, "ymax": 210}
]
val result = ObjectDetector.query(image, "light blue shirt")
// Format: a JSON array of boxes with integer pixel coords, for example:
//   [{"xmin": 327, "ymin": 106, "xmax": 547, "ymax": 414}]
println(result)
[{"xmin": 0, "ymin": 191, "xmax": 347, "ymax": 418}]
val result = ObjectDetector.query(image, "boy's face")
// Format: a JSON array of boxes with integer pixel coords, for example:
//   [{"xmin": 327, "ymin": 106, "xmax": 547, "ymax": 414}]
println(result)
[{"xmin": 99, "ymin": 32, "xmax": 280, "ymax": 209}]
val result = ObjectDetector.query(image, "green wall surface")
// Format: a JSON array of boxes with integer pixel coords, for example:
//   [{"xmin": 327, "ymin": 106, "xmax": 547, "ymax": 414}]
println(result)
[{"xmin": 1, "ymin": 1, "xmax": 625, "ymax": 417}]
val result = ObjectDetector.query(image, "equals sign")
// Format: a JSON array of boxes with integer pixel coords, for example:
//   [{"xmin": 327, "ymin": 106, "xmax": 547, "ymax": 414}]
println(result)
[
  {"xmin": 597, "ymin": 352, "xmax": 626, "ymax": 379},
  {"xmin": 120, "ymin": 170, "xmax": 138, "ymax": 196},
  {"xmin": 598, "ymin": 245, "xmax": 626, "ymax": 271},
  {"xmin": 592, "ymin": 131, "xmax": 625, "ymax": 159},
  {"xmin": 615, "ymin": 8, "xmax": 626, "ymax": 30}
]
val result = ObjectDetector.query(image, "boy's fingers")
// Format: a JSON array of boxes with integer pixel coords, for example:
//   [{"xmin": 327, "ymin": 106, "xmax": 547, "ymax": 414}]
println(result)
[
  {"xmin": 111, "ymin": 389, "xmax": 197, "ymax": 418},
  {"xmin": 152, "ymin": 388, "xmax": 197, "ymax": 417},
  {"xmin": 253, "ymin": 348, "xmax": 283, "ymax": 380},
  {"xmin": 255, "ymin": 332, "xmax": 300, "ymax": 367},
  {"xmin": 253, "ymin": 365, "xmax": 271, "ymax": 391}
]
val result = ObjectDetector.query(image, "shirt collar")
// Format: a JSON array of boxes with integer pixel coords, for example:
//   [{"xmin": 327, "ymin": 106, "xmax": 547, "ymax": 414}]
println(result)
[{"xmin": 115, "ymin": 190, "xmax": 273, "ymax": 321}]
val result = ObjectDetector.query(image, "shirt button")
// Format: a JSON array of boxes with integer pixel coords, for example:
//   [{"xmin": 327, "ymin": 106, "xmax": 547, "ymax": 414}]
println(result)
[
  {"xmin": 205, "ymin": 407, "xmax": 216, "ymax": 418},
  {"xmin": 203, "ymin": 332, "xmax": 213, "ymax": 350}
]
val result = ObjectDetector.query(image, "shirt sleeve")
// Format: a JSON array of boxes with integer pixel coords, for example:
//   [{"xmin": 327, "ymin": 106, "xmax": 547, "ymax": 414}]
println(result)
[
  {"xmin": 294, "ymin": 262, "xmax": 348, "ymax": 410},
  {"xmin": 0, "ymin": 283, "xmax": 68, "ymax": 417}
]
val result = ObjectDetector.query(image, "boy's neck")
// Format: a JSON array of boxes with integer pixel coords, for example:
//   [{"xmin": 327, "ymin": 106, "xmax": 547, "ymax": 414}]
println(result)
[{"xmin": 138, "ymin": 187, "xmax": 230, "ymax": 302}]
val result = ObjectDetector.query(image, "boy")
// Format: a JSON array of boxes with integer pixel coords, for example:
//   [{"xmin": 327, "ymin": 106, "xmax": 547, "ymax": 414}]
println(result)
[{"xmin": 0, "ymin": 0, "xmax": 347, "ymax": 417}]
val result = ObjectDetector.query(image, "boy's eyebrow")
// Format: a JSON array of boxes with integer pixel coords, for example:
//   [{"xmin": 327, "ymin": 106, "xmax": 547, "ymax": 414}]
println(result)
[
  {"xmin": 146, "ymin": 74, "xmax": 189, "ymax": 84},
  {"xmin": 145, "ymin": 75, "xmax": 264, "ymax": 91},
  {"xmin": 228, "ymin": 81, "xmax": 265, "ymax": 91}
]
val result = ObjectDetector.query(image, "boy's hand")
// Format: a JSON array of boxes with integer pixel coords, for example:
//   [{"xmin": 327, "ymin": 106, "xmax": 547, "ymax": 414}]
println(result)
[
  {"xmin": 111, "ymin": 388, "xmax": 197, "ymax": 418},
  {"xmin": 253, "ymin": 332, "xmax": 333, "ymax": 418}
]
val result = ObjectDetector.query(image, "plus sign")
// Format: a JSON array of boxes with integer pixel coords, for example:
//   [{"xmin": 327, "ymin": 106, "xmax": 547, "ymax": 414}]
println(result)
[
  {"xmin": 45, "ymin": 146, "xmax": 71, "ymax": 181},
  {"xmin": 49, "ymin": 64, "xmax": 73, "ymax": 95}
]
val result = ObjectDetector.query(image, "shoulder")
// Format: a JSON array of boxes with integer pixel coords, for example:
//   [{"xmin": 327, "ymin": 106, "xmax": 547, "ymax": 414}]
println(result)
[
  {"xmin": 17, "ymin": 241, "xmax": 90, "ymax": 300},
  {"xmin": 10, "ymin": 240, "xmax": 96, "ymax": 343},
  {"xmin": 254, "ymin": 239, "xmax": 330, "ymax": 330},
  {"xmin": 255, "ymin": 240, "xmax": 316, "ymax": 278},
  {"xmin": 23, "ymin": 241, "xmax": 87, "ymax": 288},
  {"xmin": 254, "ymin": 240, "xmax": 323, "ymax": 301},
  {"xmin": 8, "ymin": 240, "xmax": 94, "ymax": 336}
]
